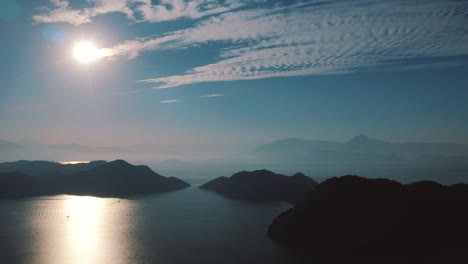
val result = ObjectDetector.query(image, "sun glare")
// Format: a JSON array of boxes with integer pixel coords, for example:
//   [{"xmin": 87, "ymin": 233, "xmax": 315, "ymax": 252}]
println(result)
[{"xmin": 73, "ymin": 42, "xmax": 99, "ymax": 63}]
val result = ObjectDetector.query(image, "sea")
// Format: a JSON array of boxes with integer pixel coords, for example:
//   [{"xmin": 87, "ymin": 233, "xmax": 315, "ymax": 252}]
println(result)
[{"xmin": 0, "ymin": 181, "xmax": 314, "ymax": 264}]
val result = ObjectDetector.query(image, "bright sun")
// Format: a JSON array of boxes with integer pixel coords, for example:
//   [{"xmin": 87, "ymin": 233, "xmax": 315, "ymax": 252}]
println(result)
[{"xmin": 73, "ymin": 42, "xmax": 99, "ymax": 63}]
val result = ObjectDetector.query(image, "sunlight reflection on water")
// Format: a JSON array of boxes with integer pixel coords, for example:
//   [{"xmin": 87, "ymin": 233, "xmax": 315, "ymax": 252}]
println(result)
[
  {"xmin": 65, "ymin": 196, "xmax": 103, "ymax": 264},
  {"xmin": 27, "ymin": 195, "xmax": 140, "ymax": 264},
  {"xmin": 1, "ymin": 188, "xmax": 309, "ymax": 264}
]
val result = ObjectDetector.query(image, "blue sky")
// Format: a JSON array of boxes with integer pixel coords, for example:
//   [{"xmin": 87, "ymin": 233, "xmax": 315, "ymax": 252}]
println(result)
[{"xmin": 1, "ymin": 0, "xmax": 468, "ymax": 148}]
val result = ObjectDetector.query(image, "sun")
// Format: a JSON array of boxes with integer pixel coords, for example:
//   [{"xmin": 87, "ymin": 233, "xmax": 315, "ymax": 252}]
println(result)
[{"xmin": 73, "ymin": 41, "xmax": 99, "ymax": 63}]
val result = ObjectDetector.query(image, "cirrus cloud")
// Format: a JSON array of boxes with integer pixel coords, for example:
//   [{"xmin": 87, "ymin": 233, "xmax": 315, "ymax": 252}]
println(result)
[
  {"xmin": 33, "ymin": 0, "xmax": 257, "ymax": 25},
  {"xmin": 130, "ymin": 0, "xmax": 468, "ymax": 88},
  {"xmin": 34, "ymin": 0, "xmax": 468, "ymax": 89}
]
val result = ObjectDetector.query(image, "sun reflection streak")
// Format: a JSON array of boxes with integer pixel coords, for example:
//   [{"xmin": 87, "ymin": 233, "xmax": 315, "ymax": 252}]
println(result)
[{"xmin": 65, "ymin": 196, "xmax": 104, "ymax": 264}]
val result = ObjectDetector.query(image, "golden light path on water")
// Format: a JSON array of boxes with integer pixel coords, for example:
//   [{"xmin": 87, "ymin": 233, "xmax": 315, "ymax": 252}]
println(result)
[
  {"xmin": 65, "ymin": 196, "xmax": 104, "ymax": 264},
  {"xmin": 28, "ymin": 195, "xmax": 140, "ymax": 264},
  {"xmin": 13, "ymin": 189, "xmax": 299, "ymax": 264}
]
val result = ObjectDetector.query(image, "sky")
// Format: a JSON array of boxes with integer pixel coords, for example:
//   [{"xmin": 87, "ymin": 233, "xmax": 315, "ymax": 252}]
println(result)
[{"xmin": 1, "ymin": 0, "xmax": 468, "ymax": 149}]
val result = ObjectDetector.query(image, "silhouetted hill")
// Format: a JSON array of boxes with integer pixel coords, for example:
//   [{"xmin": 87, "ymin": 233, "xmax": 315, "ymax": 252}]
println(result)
[
  {"xmin": 199, "ymin": 176, "xmax": 229, "ymax": 190},
  {"xmin": 69, "ymin": 160, "xmax": 190, "ymax": 196},
  {"xmin": 267, "ymin": 175, "xmax": 468, "ymax": 255},
  {"xmin": 0, "ymin": 172, "xmax": 43, "ymax": 198},
  {"xmin": 0, "ymin": 160, "xmax": 107, "ymax": 176},
  {"xmin": 200, "ymin": 170, "xmax": 318, "ymax": 203},
  {"xmin": 0, "ymin": 160, "xmax": 189, "ymax": 199}
]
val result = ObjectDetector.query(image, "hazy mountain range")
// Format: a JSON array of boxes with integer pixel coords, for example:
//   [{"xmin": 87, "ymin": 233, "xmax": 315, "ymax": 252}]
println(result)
[
  {"xmin": 250, "ymin": 135, "xmax": 468, "ymax": 160},
  {"xmin": 242, "ymin": 136, "xmax": 468, "ymax": 184},
  {"xmin": 1, "ymin": 135, "xmax": 468, "ymax": 184},
  {"xmin": 0, "ymin": 139, "xmax": 254, "ymax": 162}
]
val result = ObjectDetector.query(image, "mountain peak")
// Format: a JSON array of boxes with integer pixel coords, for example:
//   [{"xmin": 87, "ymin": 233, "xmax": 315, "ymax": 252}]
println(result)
[
  {"xmin": 232, "ymin": 169, "xmax": 276, "ymax": 178},
  {"xmin": 347, "ymin": 135, "xmax": 385, "ymax": 145},
  {"xmin": 350, "ymin": 134, "xmax": 373, "ymax": 141},
  {"xmin": 109, "ymin": 159, "xmax": 131, "ymax": 166},
  {"xmin": 281, "ymin": 137, "xmax": 306, "ymax": 142}
]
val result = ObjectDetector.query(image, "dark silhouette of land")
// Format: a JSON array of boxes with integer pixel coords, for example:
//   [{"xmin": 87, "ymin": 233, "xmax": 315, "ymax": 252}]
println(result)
[
  {"xmin": 0, "ymin": 160, "xmax": 107, "ymax": 176},
  {"xmin": 0, "ymin": 160, "xmax": 190, "ymax": 199},
  {"xmin": 200, "ymin": 170, "xmax": 318, "ymax": 203},
  {"xmin": 267, "ymin": 175, "xmax": 468, "ymax": 256}
]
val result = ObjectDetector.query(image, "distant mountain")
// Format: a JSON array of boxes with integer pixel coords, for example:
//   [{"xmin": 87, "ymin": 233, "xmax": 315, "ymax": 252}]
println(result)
[
  {"xmin": 344, "ymin": 134, "xmax": 393, "ymax": 151},
  {"xmin": 251, "ymin": 135, "xmax": 468, "ymax": 160},
  {"xmin": 0, "ymin": 139, "xmax": 129, "ymax": 162},
  {"xmin": 200, "ymin": 170, "xmax": 318, "ymax": 203},
  {"xmin": 0, "ymin": 139, "xmax": 19, "ymax": 149},
  {"xmin": 250, "ymin": 137, "xmax": 341, "ymax": 160},
  {"xmin": 0, "ymin": 160, "xmax": 107, "ymax": 176},
  {"xmin": 0, "ymin": 160, "xmax": 190, "ymax": 199},
  {"xmin": 246, "ymin": 135, "xmax": 468, "ymax": 184},
  {"xmin": 305, "ymin": 150, "xmax": 405, "ymax": 165},
  {"xmin": 267, "ymin": 175, "xmax": 468, "ymax": 255},
  {"xmin": 0, "ymin": 139, "xmax": 21, "ymax": 161}
]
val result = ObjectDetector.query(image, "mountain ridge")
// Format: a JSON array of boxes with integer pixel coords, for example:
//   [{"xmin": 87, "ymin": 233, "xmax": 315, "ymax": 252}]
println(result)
[
  {"xmin": 0, "ymin": 160, "xmax": 190, "ymax": 198},
  {"xmin": 250, "ymin": 135, "xmax": 468, "ymax": 159},
  {"xmin": 0, "ymin": 160, "xmax": 107, "ymax": 176},
  {"xmin": 267, "ymin": 175, "xmax": 468, "ymax": 255},
  {"xmin": 200, "ymin": 169, "xmax": 318, "ymax": 203}
]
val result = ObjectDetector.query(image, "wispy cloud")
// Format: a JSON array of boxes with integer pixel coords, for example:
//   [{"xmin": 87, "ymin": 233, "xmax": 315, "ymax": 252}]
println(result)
[
  {"xmin": 33, "ymin": 0, "xmax": 255, "ymax": 25},
  {"xmin": 133, "ymin": 0, "xmax": 252, "ymax": 23},
  {"xmin": 130, "ymin": 0, "xmax": 468, "ymax": 88},
  {"xmin": 33, "ymin": 0, "xmax": 132, "ymax": 25},
  {"xmin": 160, "ymin": 99, "xmax": 181, "ymax": 104},
  {"xmin": 200, "ymin": 94, "xmax": 227, "ymax": 98},
  {"xmin": 35, "ymin": 0, "xmax": 468, "ymax": 88}
]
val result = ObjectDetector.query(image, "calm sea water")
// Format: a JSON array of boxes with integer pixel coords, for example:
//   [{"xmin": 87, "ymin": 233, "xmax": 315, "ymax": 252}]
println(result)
[{"xmin": 0, "ymin": 184, "xmax": 314, "ymax": 264}]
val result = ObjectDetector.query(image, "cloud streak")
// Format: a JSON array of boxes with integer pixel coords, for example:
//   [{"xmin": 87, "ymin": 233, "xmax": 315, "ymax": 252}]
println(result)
[
  {"xmin": 200, "ymin": 94, "xmax": 227, "ymax": 98},
  {"xmin": 160, "ymin": 99, "xmax": 181, "ymax": 104}
]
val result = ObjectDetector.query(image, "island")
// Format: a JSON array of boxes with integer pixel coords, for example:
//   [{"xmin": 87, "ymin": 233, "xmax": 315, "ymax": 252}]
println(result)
[
  {"xmin": 0, "ymin": 159, "xmax": 190, "ymax": 198},
  {"xmin": 267, "ymin": 175, "xmax": 468, "ymax": 255},
  {"xmin": 199, "ymin": 169, "xmax": 318, "ymax": 203}
]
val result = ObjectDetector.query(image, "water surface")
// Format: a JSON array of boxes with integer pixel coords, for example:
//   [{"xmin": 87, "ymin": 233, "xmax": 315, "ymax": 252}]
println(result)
[{"xmin": 0, "ymin": 186, "xmax": 313, "ymax": 264}]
